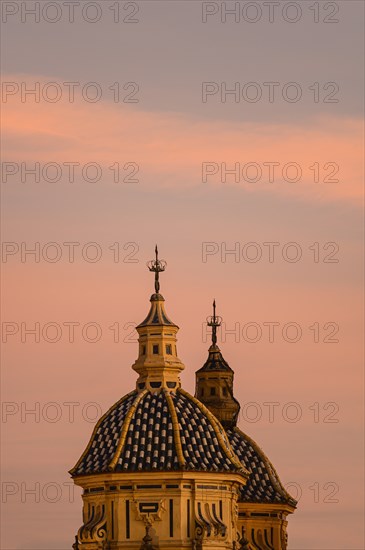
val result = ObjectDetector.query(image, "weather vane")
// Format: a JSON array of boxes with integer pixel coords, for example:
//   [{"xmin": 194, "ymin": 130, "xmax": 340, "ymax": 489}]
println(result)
[
  {"xmin": 147, "ymin": 245, "xmax": 167, "ymax": 294},
  {"xmin": 207, "ymin": 299, "xmax": 222, "ymax": 346}
]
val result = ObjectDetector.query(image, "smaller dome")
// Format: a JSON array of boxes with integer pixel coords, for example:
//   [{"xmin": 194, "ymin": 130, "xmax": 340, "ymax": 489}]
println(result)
[
  {"xmin": 137, "ymin": 293, "xmax": 177, "ymax": 328},
  {"xmin": 197, "ymin": 344, "xmax": 233, "ymax": 372},
  {"xmin": 71, "ymin": 389, "xmax": 246, "ymax": 477},
  {"xmin": 227, "ymin": 427, "xmax": 297, "ymax": 507}
]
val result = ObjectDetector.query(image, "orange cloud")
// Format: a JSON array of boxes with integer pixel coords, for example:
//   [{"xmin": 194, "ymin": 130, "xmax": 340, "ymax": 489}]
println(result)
[{"xmin": 2, "ymin": 74, "xmax": 363, "ymax": 202}]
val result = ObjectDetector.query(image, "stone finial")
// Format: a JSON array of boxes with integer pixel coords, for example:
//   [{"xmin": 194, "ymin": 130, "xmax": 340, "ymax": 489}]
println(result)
[
  {"xmin": 140, "ymin": 524, "xmax": 155, "ymax": 550},
  {"xmin": 239, "ymin": 527, "xmax": 250, "ymax": 549}
]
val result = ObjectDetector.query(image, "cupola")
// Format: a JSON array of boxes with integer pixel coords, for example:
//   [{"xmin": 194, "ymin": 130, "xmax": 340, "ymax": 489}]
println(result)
[
  {"xmin": 195, "ymin": 301, "xmax": 241, "ymax": 428},
  {"xmin": 131, "ymin": 246, "xmax": 185, "ymax": 394}
]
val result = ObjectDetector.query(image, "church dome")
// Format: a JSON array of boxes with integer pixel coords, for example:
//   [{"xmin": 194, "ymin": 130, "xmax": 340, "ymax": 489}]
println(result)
[
  {"xmin": 70, "ymin": 388, "xmax": 245, "ymax": 476},
  {"xmin": 71, "ymin": 249, "xmax": 246, "ymax": 479},
  {"xmin": 227, "ymin": 427, "xmax": 297, "ymax": 506},
  {"xmin": 69, "ymin": 251, "xmax": 296, "ymax": 549}
]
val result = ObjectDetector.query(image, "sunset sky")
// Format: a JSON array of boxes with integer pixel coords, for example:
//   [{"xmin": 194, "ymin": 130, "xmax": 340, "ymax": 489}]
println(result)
[{"xmin": 1, "ymin": 1, "xmax": 364, "ymax": 548}]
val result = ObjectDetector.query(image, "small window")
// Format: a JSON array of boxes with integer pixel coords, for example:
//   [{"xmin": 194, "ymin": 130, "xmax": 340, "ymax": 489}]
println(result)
[
  {"xmin": 200, "ymin": 388, "xmax": 204, "ymax": 397},
  {"xmin": 223, "ymin": 387, "xmax": 228, "ymax": 396},
  {"xmin": 166, "ymin": 344, "xmax": 172, "ymax": 355},
  {"xmin": 153, "ymin": 344, "xmax": 159, "ymax": 355},
  {"xmin": 141, "ymin": 345, "xmax": 146, "ymax": 355},
  {"xmin": 210, "ymin": 387, "xmax": 216, "ymax": 396}
]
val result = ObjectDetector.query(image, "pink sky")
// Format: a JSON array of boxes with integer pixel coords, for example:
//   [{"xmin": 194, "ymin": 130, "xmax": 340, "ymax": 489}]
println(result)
[{"xmin": 1, "ymin": 5, "xmax": 364, "ymax": 548}]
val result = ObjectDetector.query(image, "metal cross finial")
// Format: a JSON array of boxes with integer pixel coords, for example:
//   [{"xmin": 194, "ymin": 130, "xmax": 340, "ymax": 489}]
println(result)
[
  {"xmin": 207, "ymin": 299, "xmax": 222, "ymax": 346},
  {"xmin": 147, "ymin": 245, "xmax": 167, "ymax": 294}
]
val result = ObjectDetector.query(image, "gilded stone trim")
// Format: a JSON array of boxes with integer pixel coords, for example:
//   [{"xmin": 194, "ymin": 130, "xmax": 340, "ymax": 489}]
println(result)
[{"xmin": 164, "ymin": 389, "xmax": 185, "ymax": 468}]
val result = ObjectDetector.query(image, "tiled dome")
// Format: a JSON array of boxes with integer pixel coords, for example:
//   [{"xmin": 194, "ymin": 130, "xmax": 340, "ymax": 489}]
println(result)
[
  {"xmin": 226, "ymin": 427, "xmax": 297, "ymax": 506},
  {"xmin": 71, "ymin": 389, "xmax": 245, "ymax": 477}
]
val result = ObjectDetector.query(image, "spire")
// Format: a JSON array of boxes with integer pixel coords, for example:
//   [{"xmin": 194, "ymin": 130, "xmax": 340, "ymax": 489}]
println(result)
[
  {"xmin": 132, "ymin": 247, "xmax": 185, "ymax": 393},
  {"xmin": 195, "ymin": 301, "xmax": 240, "ymax": 428},
  {"xmin": 207, "ymin": 299, "xmax": 222, "ymax": 347},
  {"xmin": 137, "ymin": 247, "xmax": 176, "ymax": 328},
  {"xmin": 147, "ymin": 245, "xmax": 166, "ymax": 295},
  {"xmin": 202, "ymin": 301, "xmax": 231, "ymax": 371}
]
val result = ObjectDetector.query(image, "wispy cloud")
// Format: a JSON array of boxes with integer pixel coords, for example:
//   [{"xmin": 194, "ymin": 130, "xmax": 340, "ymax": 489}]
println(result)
[{"xmin": 3, "ymin": 74, "xmax": 363, "ymax": 203}]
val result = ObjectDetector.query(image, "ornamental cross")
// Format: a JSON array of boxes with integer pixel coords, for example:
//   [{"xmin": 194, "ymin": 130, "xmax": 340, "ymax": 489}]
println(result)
[
  {"xmin": 147, "ymin": 246, "xmax": 167, "ymax": 294},
  {"xmin": 207, "ymin": 299, "xmax": 222, "ymax": 346}
]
